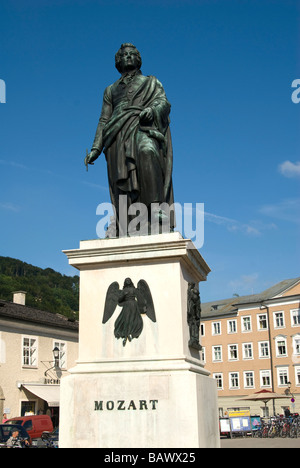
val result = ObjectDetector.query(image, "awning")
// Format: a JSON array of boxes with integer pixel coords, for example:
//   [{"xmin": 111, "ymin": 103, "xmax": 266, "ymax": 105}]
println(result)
[{"xmin": 22, "ymin": 384, "xmax": 60, "ymax": 407}]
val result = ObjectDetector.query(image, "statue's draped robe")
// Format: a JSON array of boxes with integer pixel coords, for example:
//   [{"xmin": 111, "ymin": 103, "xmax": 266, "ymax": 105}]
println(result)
[
  {"xmin": 114, "ymin": 286, "xmax": 143, "ymax": 344},
  {"xmin": 92, "ymin": 72, "xmax": 175, "ymax": 230}
]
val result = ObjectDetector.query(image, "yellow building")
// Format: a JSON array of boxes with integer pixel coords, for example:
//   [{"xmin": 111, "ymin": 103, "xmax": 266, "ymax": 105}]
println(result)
[
  {"xmin": 0, "ymin": 292, "xmax": 78, "ymax": 425},
  {"xmin": 201, "ymin": 277, "xmax": 300, "ymax": 417}
]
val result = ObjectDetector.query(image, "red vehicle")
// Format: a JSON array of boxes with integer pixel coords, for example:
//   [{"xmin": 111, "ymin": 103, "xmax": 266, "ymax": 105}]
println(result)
[{"xmin": 5, "ymin": 415, "xmax": 53, "ymax": 440}]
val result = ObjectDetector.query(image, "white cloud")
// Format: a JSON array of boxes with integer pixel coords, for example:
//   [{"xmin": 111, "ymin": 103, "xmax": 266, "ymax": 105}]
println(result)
[
  {"xmin": 228, "ymin": 273, "xmax": 259, "ymax": 295},
  {"xmin": 278, "ymin": 160, "xmax": 300, "ymax": 179},
  {"xmin": 0, "ymin": 159, "xmax": 28, "ymax": 170},
  {"xmin": 260, "ymin": 198, "xmax": 300, "ymax": 224},
  {"xmin": 204, "ymin": 211, "xmax": 275, "ymax": 236},
  {"xmin": 0, "ymin": 202, "xmax": 19, "ymax": 212},
  {"xmin": 81, "ymin": 180, "xmax": 107, "ymax": 191}
]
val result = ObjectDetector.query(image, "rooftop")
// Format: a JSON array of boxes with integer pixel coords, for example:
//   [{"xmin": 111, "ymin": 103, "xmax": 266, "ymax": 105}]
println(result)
[
  {"xmin": 0, "ymin": 299, "xmax": 79, "ymax": 331},
  {"xmin": 201, "ymin": 277, "xmax": 300, "ymax": 319}
]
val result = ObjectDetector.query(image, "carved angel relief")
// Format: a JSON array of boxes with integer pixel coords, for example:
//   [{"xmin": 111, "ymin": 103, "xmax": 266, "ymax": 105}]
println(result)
[{"xmin": 102, "ymin": 278, "xmax": 156, "ymax": 346}]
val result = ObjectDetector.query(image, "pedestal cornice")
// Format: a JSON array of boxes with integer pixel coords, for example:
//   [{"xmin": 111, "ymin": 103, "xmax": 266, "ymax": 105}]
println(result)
[{"xmin": 63, "ymin": 232, "xmax": 210, "ymax": 282}]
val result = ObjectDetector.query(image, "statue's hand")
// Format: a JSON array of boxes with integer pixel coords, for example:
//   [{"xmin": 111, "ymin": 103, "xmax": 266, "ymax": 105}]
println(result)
[
  {"xmin": 139, "ymin": 107, "xmax": 153, "ymax": 125},
  {"xmin": 84, "ymin": 149, "xmax": 100, "ymax": 168}
]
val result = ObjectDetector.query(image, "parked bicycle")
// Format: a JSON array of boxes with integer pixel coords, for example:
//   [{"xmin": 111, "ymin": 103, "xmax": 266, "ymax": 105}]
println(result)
[{"xmin": 253, "ymin": 414, "xmax": 300, "ymax": 439}]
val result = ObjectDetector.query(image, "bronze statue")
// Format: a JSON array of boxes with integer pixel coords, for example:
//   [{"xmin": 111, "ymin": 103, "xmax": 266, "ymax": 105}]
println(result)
[
  {"xmin": 102, "ymin": 278, "xmax": 156, "ymax": 346},
  {"xmin": 85, "ymin": 43, "xmax": 175, "ymax": 236}
]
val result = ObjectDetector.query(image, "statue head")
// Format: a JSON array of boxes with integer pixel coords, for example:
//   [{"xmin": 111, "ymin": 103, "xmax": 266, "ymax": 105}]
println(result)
[
  {"xmin": 115, "ymin": 43, "xmax": 142, "ymax": 74},
  {"xmin": 123, "ymin": 277, "xmax": 134, "ymax": 288}
]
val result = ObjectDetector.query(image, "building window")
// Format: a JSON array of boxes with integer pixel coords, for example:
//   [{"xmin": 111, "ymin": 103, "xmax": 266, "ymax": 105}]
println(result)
[
  {"xmin": 0, "ymin": 332, "xmax": 5, "ymax": 364},
  {"xmin": 275, "ymin": 336, "xmax": 287, "ymax": 357},
  {"xmin": 242, "ymin": 316, "xmax": 251, "ymax": 332},
  {"xmin": 244, "ymin": 371, "xmax": 254, "ymax": 388},
  {"xmin": 277, "ymin": 367, "xmax": 289, "ymax": 387},
  {"xmin": 257, "ymin": 314, "xmax": 268, "ymax": 331},
  {"xmin": 243, "ymin": 343, "xmax": 253, "ymax": 360},
  {"xmin": 259, "ymin": 341, "xmax": 270, "ymax": 359},
  {"xmin": 261, "ymin": 405, "xmax": 270, "ymax": 418},
  {"xmin": 212, "ymin": 322, "xmax": 221, "ymax": 336},
  {"xmin": 201, "ymin": 347, "xmax": 206, "ymax": 363},
  {"xmin": 213, "ymin": 373, "xmax": 223, "ymax": 390},
  {"xmin": 260, "ymin": 370, "xmax": 271, "ymax": 388},
  {"xmin": 53, "ymin": 341, "xmax": 67, "ymax": 369},
  {"xmin": 21, "ymin": 401, "xmax": 36, "ymax": 417},
  {"xmin": 228, "ymin": 344, "xmax": 238, "ymax": 361},
  {"xmin": 228, "ymin": 320, "xmax": 237, "ymax": 334},
  {"xmin": 274, "ymin": 311, "xmax": 285, "ymax": 329},
  {"xmin": 293, "ymin": 335, "xmax": 300, "ymax": 356},
  {"xmin": 213, "ymin": 346, "xmax": 222, "ymax": 362},
  {"xmin": 295, "ymin": 367, "xmax": 300, "ymax": 387},
  {"xmin": 200, "ymin": 323, "xmax": 205, "ymax": 337},
  {"xmin": 22, "ymin": 336, "xmax": 37, "ymax": 367},
  {"xmin": 291, "ymin": 309, "xmax": 300, "ymax": 327},
  {"xmin": 229, "ymin": 372, "xmax": 239, "ymax": 389}
]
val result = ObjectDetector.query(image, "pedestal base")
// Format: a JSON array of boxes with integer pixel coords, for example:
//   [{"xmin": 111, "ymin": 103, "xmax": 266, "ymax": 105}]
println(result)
[
  {"xmin": 60, "ymin": 366, "xmax": 219, "ymax": 448},
  {"xmin": 60, "ymin": 233, "xmax": 219, "ymax": 448}
]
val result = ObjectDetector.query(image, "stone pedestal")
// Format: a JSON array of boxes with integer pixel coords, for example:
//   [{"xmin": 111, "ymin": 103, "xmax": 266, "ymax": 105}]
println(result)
[{"xmin": 60, "ymin": 233, "xmax": 220, "ymax": 448}]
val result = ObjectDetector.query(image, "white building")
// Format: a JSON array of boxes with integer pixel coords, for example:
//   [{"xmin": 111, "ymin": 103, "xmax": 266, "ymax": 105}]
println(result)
[{"xmin": 0, "ymin": 292, "xmax": 78, "ymax": 426}]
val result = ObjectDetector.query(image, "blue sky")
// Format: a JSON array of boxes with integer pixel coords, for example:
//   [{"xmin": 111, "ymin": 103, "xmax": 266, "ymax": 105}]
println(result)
[{"xmin": 0, "ymin": 0, "xmax": 299, "ymax": 302}]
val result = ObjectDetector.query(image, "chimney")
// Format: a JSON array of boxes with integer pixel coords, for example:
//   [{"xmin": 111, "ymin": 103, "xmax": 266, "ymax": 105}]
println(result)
[{"xmin": 13, "ymin": 291, "xmax": 27, "ymax": 306}]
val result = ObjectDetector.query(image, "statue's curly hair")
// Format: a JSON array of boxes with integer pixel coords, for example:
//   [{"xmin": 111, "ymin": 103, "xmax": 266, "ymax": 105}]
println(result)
[{"xmin": 115, "ymin": 43, "xmax": 142, "ymax": 73}]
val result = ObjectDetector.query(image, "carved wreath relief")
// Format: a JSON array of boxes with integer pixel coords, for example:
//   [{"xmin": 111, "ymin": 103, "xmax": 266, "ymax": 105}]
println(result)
[{"xmin": 103, "ymin": 278, "xmax": 156, "ymax": 346}]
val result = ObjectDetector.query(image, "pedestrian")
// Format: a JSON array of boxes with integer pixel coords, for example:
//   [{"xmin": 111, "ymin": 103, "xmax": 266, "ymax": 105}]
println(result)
[
  {"xmin": 6, "ymin": 429, "xmax": 29, "ymax": 448},
  {"xmin": 6, "ymin": 430, "xmax": 20, "ymax": 448},
  {"xmin": 2, "ymin": 413, "xmax": 8, "ymax": 423},
  {"xmin": 284, "ymin": 407, "xmax": 291, "ymax": 418}
]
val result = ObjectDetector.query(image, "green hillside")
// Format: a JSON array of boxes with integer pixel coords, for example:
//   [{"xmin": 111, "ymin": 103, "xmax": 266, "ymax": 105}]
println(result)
[{"xmin": 0, "ymin": 256, "xmax": 79, "ymax": 319}]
